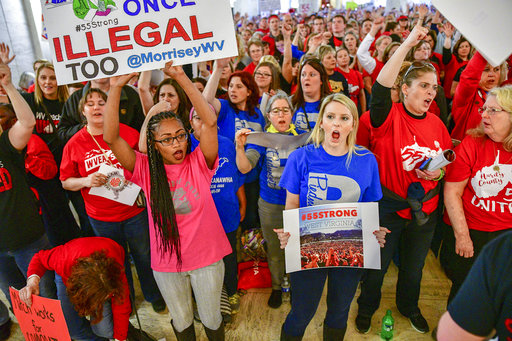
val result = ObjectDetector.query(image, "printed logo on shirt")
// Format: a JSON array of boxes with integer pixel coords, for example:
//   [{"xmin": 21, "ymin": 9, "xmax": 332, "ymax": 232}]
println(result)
[
  {"xmin": 0, "ymin": 161, "xmax": 12, "ymax": 192},
  {"xmin": 211, "ymin": 157, "xmax": 233, "ymax": 194},
  {"xmin": 329, "ymin": 79, "xmax": 345, "ymax": 93},
  {"xmin": 293, "ymin": 111, "xmax": 319, "ymax": 131},
  {"xmin": 266, "ymin": 148, "xmax": 291, "ymax": 189},
  {"xmin": 84, "ymin": 149, "xmax": 120, "ymax": 172},
  {"xmin": 214, "ymin": 157, "xmax": 229, "ymax": 176},
  {"xmin": 234, "ymin": 117, "xmax": 263, "ymax": 133},
  {"xmin": 400, "ymin": 136, "xmax": 442, "ymax": 171},
  {"xmin": 470, "ymin": 152, "xmax": 512, "ymax": 213},
  {"xmin": 348, "ymin": 84, "xmax": 359, "ymax": 95},
  {"xmin": 35, "ymin": 111, "xmax": 60, "ymax": 134},
  {"xmin": 307, "ymin": 172, "xmax": 361, "ymax": 206},
  {"xmin": 168, "ymin": 178, "xmax": 200, "ymax": 215}
]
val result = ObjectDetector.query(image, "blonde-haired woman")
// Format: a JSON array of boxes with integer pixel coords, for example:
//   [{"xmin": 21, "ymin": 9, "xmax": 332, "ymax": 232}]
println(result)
[
  {"xmin": 275, "ymin": 93, "xmax": 388, "ymax": 340},
  {"xmin": 443, "ymin": 85, "xmax": 512, "ymax": 307}
]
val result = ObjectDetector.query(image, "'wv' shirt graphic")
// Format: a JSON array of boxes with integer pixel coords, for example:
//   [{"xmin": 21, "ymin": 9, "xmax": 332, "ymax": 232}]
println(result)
[{"xmin": 307, "ymin": 173, "xmax": 361, "ymax": 206}]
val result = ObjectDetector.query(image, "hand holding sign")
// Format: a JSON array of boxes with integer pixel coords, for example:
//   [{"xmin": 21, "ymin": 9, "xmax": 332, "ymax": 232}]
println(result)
[
  {"xmin": 19, "ymin": 276, "xmax": 40, "ymax": 307},
  {"xmin": 273, "ymin": 228, "xmax": 291, "ymax": 249},
  {"xmin": 162, "ymin": 60, "xmax": 185, "ymax": 80},
  {"xmin": 109, "ymin": 72, "xmax": 138, "ymax": 89}
]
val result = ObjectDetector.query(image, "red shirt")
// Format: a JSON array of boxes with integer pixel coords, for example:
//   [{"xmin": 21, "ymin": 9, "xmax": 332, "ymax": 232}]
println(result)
[
  {"xmin": 443, "ymin": 55, "xmax": 469, "ymax": 99},
  {"xmin": 451, "ymin": 52, "xmax": 488, "ymax": 142},
  {"xmin": 26, "ymin": 134, "xmax": 58, "ymax": 180},
  {"xmin": 338, "ymin": 67, "xmax": 364, "ymax": 107},
  {"xmin": 445, "ymin": 135, "xmax": 512, "ymax": 232},
  {"xmin": 371, "ymin": 103, "xmax": 452, "ymax": 218},
  {"xmin": 356, "ymin": 110, "xmax": 371, "ymax": 148},
  {"xmin": 243, "ymin": 62, "xmax": 257, "ymax": 75},
  {"xmin": 27, "ymin": 237, "xmax": 131, "ymax": 341},
  {"xmin": 362, "ymin": 59, "xmax": 384, "ymax": 85},
  {"xmin": 262, "ymin": 34, "xmax": 276, "ymax": 56},
  {"xmin": 60, "ymin": 124, "xmax": 143, "ymax": 222}
]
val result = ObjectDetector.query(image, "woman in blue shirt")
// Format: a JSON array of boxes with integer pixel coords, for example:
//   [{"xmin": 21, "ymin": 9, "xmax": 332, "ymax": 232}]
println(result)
[
  {"xmin": 235, "ymin": 90, "xmax": 306, "ymax": 309},
  {"xmin": 275, "ymin": 93, "xmax": 389, "ymax": 340}
]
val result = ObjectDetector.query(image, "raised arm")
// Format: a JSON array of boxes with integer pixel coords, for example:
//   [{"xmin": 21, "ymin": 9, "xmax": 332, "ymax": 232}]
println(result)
[
  {"xmin": 163, "ymin": 61, "xmax": 218, "ymax": 169},
  {"xmin": 357, "ymin": 18, "xmax": 382, "ymax": 74},
  {"xmin": 0, "ymin": 63, "xmax": 35, "ymax": 150},
  {"xmin": 138, "ymin": 101, "xmax": 171, "ymax": 154},
  {"xmin": 203, "ymin": 58, "xmax": 230, "ymax": 114},
  {"xmin": 137, "ymin": 70, "xmax": 155, "ymax": 115},
  {"xmin": 281, "ymin": 24, "xmax": 294, "ymax": 84},
  {"xmin": 442, "ymin": 23, "xmax": 455, "ymax": 65},
  {"xmin": 103, "ymin": 73, "xmax": 138, "ymax": 172}
]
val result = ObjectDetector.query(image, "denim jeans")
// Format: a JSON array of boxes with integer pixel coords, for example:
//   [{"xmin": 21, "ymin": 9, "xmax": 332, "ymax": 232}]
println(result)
[
  {"xmin": 153, "ymin": 260, "xmax": 224, "ymax": 332},
  {"xmin": 0, "ymin": 235, "xmax": 56, "ymax": 305},
  {"xmin": 283, "ymin": 267, "xmax": 363, "ymax": 337},
  {"xmin": 357, "ymin": 211, "xmax": 437, "ymax": 317},
  {"xmin": 0, "ymin": 300, "xmax": 8, "ymax": 326},
  {"xmin": 56, "ymin": 275, "xmax": 111, "ymax": 340},
  {"xmin": 258, "ymin": 197, "xmax": 285, "ymax": 290},
  {"xmin": 89, "ymin": 210, "xmax": 162, "ymax": 304}
]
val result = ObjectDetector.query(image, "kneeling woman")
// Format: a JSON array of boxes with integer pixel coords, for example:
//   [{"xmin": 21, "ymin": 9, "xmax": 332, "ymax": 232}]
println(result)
[
  {"xmin": 235, "ymin": 90, "xmax": 306, "ymax": 309},
  {"xmin": 103, "ymin": 61, "xmax": 231, "ymax": 341},
  {"xmin": 20, "ymin": 237, "xmax": 131, "ymax": 341},
  {"xmin": 275, "ymin": 93, "xmax": 388, "ymax": 340}
]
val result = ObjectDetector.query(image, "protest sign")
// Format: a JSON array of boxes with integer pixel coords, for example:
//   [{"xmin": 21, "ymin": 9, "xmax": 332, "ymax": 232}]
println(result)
[
  {"xmin": 432, "ymin": 0, "xmax": 512, "ymax": 67},
  {"xmin": 283, "ymin": 202, "xmax": 381, "ymax": 273},
  {"xmin": 41, "ymin": 0, "xmax": 238, "ymax": 84},
  {"xmin": 89, "ymin": 164, "xmax": 141, "ymax": 205},
  {"xmin": 9, "ymin": 287, "xmax": 70, "ymax": 341}
]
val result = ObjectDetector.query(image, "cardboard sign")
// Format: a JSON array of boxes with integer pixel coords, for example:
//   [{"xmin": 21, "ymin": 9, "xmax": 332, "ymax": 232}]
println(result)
[
  {"xmin": 283, "ymin": 202, "xmax": 381, "ymax": 273},
  {"xmin": 89, "ymin": 163, "xmax": 141, "ymax": 206},
  {"xmin": 41, "ymin": 0, "xmax": 238, "ymax": 84},
  {"xmin": 432, "ymin": 0, "xmax": 512, "ymax": 66},
  {"xmin": 9, "ymin": 287, "xmax": 71, "ymax": 341}
]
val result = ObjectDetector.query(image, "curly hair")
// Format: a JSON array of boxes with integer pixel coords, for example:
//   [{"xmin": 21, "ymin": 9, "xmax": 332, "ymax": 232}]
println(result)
[{"xmin": 66, "ymin": 250, "xmax": 125, "ymax": 325}]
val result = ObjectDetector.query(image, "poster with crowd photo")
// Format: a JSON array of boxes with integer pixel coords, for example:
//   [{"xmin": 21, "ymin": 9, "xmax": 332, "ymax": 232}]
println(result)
[
  {"xmin": 41, "ymin": 0, "xmax": 238, "ymax": 85},
  {"xmin": 283, "ymin": 202, "xmax": 381, "ymax": 273}
]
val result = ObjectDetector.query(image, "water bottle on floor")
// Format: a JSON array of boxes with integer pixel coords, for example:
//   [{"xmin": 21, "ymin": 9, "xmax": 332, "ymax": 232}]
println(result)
[
  {"xmin": 281, "ymin": 276, "xmax": 290, "ymax": 302},
  {"xmin": 381, "ymin": 309, "xmax": 394, "ymax": 340}
]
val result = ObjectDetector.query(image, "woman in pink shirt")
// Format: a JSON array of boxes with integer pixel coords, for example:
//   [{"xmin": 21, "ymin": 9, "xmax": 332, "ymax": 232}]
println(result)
[{"xmin": 103, "ymin": 61, "xmax": 230, "ymax": 341}]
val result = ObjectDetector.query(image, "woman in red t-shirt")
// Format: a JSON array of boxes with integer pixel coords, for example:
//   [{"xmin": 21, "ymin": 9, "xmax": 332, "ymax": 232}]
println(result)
[
  {"xmin": 60, "ymin": 88, "xmax": 165, "ymax": 314},
  {"xmin": 443, "ymin": 85, "xmax": 512, "ymax": 305},
  {"xmin": 336, "ymin": 46, "xmax": 366, "ymax": 113},
  {"xmin": 355, "ymin": 23, "xmax": 452, "ymax": 335}
]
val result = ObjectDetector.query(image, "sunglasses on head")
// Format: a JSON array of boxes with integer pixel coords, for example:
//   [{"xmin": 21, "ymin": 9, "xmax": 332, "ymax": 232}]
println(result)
[{"xmin": 403, "ymin": 61, "xmax": 436, "ymax": 81}]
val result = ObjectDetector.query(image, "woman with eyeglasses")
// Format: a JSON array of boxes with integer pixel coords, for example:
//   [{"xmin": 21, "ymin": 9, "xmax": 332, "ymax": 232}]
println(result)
[
  {"xmin": 354, "ymin": 23, "xmax": 452, "ymax": 335},
  {"xmin": 254, "ymin": 62, "xmax": 280, "ymax": 98},
  {"xmin": 291, "ymin": 57, "xmax": 332, "ymax": 131},
  {"xmin": 450, "ymin": 50, "xmax": 505, "ymax": 143},
  {"xmin": 274, "ymin": 93, "xmax": 388, "ymax": 340},
  {"xmin": 234, "ymin": 90, "xmax": 306, "ymax": 309},
  {"xmin": 103, "ymin": 61, "xmax": 231, "ymax": 340},
  {"xmin": 442, "ymin": 85, "xmax": 512, "ymax": 309},
  {"xmin": 59, "ymin": 86, "xmax": 166, "ymax": 317}
]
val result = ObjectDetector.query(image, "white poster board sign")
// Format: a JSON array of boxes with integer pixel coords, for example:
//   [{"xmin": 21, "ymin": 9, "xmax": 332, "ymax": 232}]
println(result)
[
  {"xmin": 432, "ymin": 0, "xmax": 512, "ymax": 67},
  {"xmin": 41, "ymin": 0, "xmax": 238, "ymax": 84},
  {"xmin": 283, "ymin": 202, "xmax": 381, "ymax": 273},
  {"xmin": 298, "ymin": 0, "xmax": 319, "ymax": 16}
]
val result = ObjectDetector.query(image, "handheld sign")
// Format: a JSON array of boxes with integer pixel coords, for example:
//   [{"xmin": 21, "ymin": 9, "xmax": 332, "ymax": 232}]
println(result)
[
  {"xmin": 41, "ymin": 0, "xmax": 238, "ymax": 84},
  {"xmin": 9, "ymin": 287, "xmax": 71, "ymax": 341}
]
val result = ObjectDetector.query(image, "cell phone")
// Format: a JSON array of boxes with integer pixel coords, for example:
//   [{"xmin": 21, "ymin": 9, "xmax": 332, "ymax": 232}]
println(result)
[{"xmin": 419, "ymin": 158, "xmax": 432, "ymax": 171}]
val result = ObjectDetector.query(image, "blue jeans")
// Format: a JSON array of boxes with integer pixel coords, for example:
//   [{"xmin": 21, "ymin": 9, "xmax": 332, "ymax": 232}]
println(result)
[
  {"xmin": 56, "ymin": 275, "xmax": 111, "ymax": 340},
  {"xmin": 89, "ymin": 210, "xmax": 162, "ymax": 303},
  {"xmin": 283, "ymin": 267, "xmax": 363, "ymax": 337},
  {"xmin": 0, "ymin": 235, "xmax": 56, "ymax": 305}
]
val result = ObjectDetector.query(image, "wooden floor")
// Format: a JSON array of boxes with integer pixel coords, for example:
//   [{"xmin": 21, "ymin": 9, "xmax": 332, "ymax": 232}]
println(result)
[{"xmin": 2, "ymin": 250, "xmax": 450, "ymax": 340}]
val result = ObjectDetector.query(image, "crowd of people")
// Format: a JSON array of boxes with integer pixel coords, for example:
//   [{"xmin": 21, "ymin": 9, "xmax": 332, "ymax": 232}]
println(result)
[{"xmin": 1, "ymin": 2, "xmax": 512, "ymax": 341}]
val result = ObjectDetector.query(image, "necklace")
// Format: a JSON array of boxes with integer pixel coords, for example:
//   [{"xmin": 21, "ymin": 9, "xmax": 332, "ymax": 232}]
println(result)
[{"xmin": 492, "ymin": 140, "xmax": 512, "ymax": 172}]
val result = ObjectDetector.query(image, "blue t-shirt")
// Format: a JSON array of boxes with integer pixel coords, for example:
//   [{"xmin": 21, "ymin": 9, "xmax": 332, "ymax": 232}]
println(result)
[
  {"xmin": 279, "ymin": 144, "xmax": 382, "ymax": 208},
  {"xmin": 191, "ymin": 135, "xmax": 244, "ymax": 233},
  {"xmin": 292, "ymin": 100, "xmax": 321, "ymax": 131},
  {"xmin": 217, "ymin": 99, "xmax": 266, "ymax": 142},
  {"xmin": 248, "ymin": 130, "xmax": 307, "ymax": 206}
]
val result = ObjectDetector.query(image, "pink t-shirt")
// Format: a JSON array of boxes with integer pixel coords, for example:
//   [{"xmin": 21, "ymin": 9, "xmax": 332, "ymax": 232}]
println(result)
[{"xmin": 127, "ymin": 147, "xmax": 231, "ymax": 272}]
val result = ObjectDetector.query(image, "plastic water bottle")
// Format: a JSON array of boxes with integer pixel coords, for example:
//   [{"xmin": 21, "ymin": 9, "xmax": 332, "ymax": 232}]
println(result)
[
  {"xmin": 381, "ymin": 309, "xmax": 394, "ymax": 340},
  {"xmin": 281, "ymin": 276, "xmax": 290, "ymax": 302}
]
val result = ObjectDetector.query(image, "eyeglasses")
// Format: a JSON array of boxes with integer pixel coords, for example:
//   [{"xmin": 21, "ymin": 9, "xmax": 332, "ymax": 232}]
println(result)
[
  {"xmin": 403, "ymin": 61, "xmax": 436, "ymax": 81},
  {"xmin": 154, "ymin": 133, "xmax": 188, "ymax": 146},
  {"xmin": 255, "ymin": 71, "xmax": 272, "ymax": 78},
  {"xmin": 478, "ymin": 107, "xmax": 506, "ymax": 116},
  {"xmin": 270, "ymin": 107, "xmax": 292, "ymax": 116}
]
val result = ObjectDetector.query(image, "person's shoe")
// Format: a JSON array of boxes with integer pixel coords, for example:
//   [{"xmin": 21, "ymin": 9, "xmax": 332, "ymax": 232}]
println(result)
[
  {"xmin": 323, "ymin": 323, "xmax": 346, "ymax": 341},
  {"xmin": 268, "ymin": 289, "xmax": 282, "ymax": 309},
  {"xmin": 204, "ymin": 322, "xmax": 225, "ymax": 341},
  {"xmin": 409, "ymin": 312, "xmax": 429, "ymax": 333},
  {"xmin": 228, "ymin": 292, "xmax": 240, "ymax": 314},
  {"xmin": 171, "ymin": 322, "xmax": 196, "ymax": 341},
  {"xmin": 151, "ymin": 298, "xmax": 167, "ymax": 314},
  {"xmin": 0, "ymin": 319, "xmax": 11, "ymax": 341},
  {"xmin": 355, "ymin": 314, "xmax": 371, "ymax": 334}
]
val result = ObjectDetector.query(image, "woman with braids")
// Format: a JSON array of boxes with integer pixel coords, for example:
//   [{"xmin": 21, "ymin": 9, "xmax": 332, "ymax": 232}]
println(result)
[
  {"xmin": 20, "ymin": 237, "xmax": 131, "ymax": 341},
  {"xmin": 103, "ymin": 61, "xmax": 230, "ymax": 341}
]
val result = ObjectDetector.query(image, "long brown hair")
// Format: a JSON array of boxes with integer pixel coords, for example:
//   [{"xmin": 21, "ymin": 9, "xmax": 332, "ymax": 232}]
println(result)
[
  {"xmin": 66, "ymin": 251, "xmax": 125, "ymax": 324},
  {"xmin": 292, "ymin": 57, "xmax": 331, "ymax": 109},
  {"xmin": 227, "ymin": 71, "xmax": 260, "ymax": 117}
]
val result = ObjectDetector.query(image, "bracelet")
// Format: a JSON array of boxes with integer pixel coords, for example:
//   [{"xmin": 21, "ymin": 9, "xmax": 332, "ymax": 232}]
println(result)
[{"xmin": 433, "ymin": 168, "xmax": 445, "ymax": 181}]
